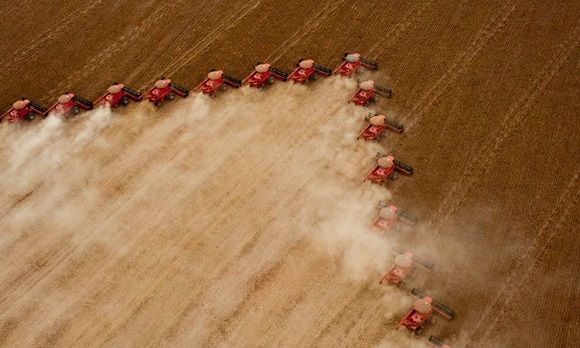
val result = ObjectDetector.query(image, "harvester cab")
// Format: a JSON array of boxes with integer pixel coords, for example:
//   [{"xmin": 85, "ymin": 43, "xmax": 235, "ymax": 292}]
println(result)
[
  {"xmin": 365, "ymin": 153, "xmax": 413, "ymax": 184},
  {"xmin": 350, "ymin": 80, "xmax": 392, "ymax": 106},
  {"xmin": 95, "ymin": 82, "xmax": 142, "ymax": 108},
  {"xmin": 195, "ymin": 69, "xmax": 242, "ymax": 95},
  {"xmin": 358, "ymin": 113, "xmax": 404, "ymax": 140},
  {"xmin": 243, "ymin": 63, "xmax": 289, "ymax": 88},
  {"xmin": 334, "ymin": 52, "xmax": 378, "ymax": 76},
  {"xmin": 142, "ymin": 77, "xmax": 189, "ymax": 107},
  {"xmin": 379, "ymin": 252, "xmax": 433, "ymax": 286},
  {"xmin": 46, "ymin": 92, "xmax": 94, "ymax": 116},
  {"xmin": 372, "ymin": 201, "xmax": 417, "ymax": 230},
  {"xmin": 288, "ymin": 59, "xmax": 332, "ymax": 83},
  {"xmin": 0, "ymin": 97, "xmax": 48, "ymax": 123}
]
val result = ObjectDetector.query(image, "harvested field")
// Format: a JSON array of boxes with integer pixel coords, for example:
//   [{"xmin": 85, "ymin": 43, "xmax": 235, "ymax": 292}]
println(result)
[{"xmin": 0, "ymin": 1, "xmax": 578, "ymax": 347}]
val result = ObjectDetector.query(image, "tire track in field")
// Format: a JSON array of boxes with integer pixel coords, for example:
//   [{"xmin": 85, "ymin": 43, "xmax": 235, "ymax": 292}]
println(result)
[
  {"xmin": 0, "ymin": 0, "xmax": 106, "ymax": 70},
  {"xmin": 265, "ymin": 0, "xmax": 348, "ymax": 63},
  {"xmin": 432, "ymin": 25, "xmax": 580, "ymax": 224},
  {"xmin": 367, "ymin": 0, "xmax": 434, "ymax": 57},
  {"xmin": 164, "ymin": 1, "xmax": 262, "ymax": 78},
  {"xmin": 202, "ymin": 240, "xmax": 307, "ymax": 345},
  {"xmin": 465, "ymin": 171, "xmax": 579, "ymax": 343},
  {"xmin": 401, "ymin": 0, "xmax": 520, "ymax": 128}
]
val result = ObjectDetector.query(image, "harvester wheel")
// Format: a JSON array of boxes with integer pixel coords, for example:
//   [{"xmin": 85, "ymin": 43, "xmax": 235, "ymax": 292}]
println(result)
[
  {"xmin": 370, "ymin": 95, "xmax": 377, "ymax": 102},
  {"xmin": 388, "ymin": 172, "xmax": 398, "ymax": 180},
  {"xmin": 121, "ymin": 96, "xmax": 130, "ymax": 106},
  {"xmin": 25, "ymin": 113, "xmax": 35, "ymax": 121},
  {"xmin": 166, "ymin": 93, "xmax": 176, "ymax": 101},
  {"xmin": 154, "ymin": 100, "xmax": 163, "ymax": 107},
  {"xmin": 219, "ymin": 84, "xmax": 228, "ymax": 92},
  {"xmin": 310, "ymin": 73, "xmax": 318, "ymax": 81},
  {"xmin": 267, "ymin": 76, "xmax": 275, "ymax": 85},
  {"xmin": 72, "ymin": 106, "xmax": 81, "ymax": 115}
]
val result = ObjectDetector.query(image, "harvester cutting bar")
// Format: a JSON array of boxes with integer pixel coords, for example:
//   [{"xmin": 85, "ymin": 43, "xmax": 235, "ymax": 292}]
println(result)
[
  {"xmin": 393, "ymin": 159, "xmax": 414, "ymax": 175},
  {"xmin": 313, "ymin": 63, "xmax": 332, "ymax": 76},
  {"xmin": 224, "ymin": 74, "xmax": 242, "ymax": 87},
  {"xmin": 384, "ymin": 118, "xmax": 404, "ymax": 133},
  {"xmin": 72, "ymin": 95, "xmax": 94, "ymax": 110},
  {"xmin": 410, "ymin": 288, "xmax": 455, "ymax": 320},
  {"xmin": 170, "ymin": 83, "xmax": 189, "ymax": 96},
  {"xmin": 28, "ymin": 100, "xmax": 48, "ymax": 113},
  {"xmin": 122, "ymin": 86, "xmax": 143, "ymax": 100},
  {"xmin": 360, "ymin": 57, "xmax": 378, "ymax": 70},
  {"xmin": 375, "ymin": 84, "xmax": 392, "ymax": 98},
  {"xmin": 396, "ymin": 209, "xmax": 418, "ymax": 225},
  {"xmin": 428, "ymin": 336, "xmax": 450, "ymax": 348},
  {"xmin": 270, "ymin": 66, "xmax": 289, "ymax": 81}
]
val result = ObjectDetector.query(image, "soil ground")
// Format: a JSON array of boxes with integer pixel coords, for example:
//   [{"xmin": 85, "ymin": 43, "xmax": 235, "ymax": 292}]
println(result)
[{"xmin": 0, "ymin": 1, "xmax": 578, "ymax": 347}]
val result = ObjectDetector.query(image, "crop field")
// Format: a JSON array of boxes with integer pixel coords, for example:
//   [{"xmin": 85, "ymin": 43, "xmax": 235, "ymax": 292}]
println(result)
[{"xmin": 0, "ymin": 1, "xmax": 578, "ymax": 347}]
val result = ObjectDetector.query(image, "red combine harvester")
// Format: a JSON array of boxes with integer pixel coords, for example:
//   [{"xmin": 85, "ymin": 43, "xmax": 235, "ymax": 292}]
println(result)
[
  {"xmin": 94, "ymin": 83, "xmax": 142, "ymax": 109},
  {"xmin": 334, "ymin": 52, "xmax": 378, "ymax": 77},
  {"xmin": 378, "ymin": 252, "xmax": 432, "ymax": 287},
  {"xmin": 350, "ymin": 80, "xmax": 392, "ymax": 106},
  {"xmin": 0, "ymin": 98, "xmax": 48, "ymax": 123},
  {"xmin": 396, "ymin": 288, "xmax": 455, "ymax": 334},
  {"xmin": 288, "ymin": 59, "xmax": 332, "ymax": 83},
  {"xmin": 427, "ymin": 336, "xmax": 451, "ymax": 348},
  {"xmin": 46, "ymin": 92, "xmax": 94, "ymax": 116},
  {"xmin": 365, "ymin": 154, "xmax": 413, "ymax": 184},
  {"xmin": 243, "ymin": 63, "xmax": 288, "ymax": 88},
  {"xmin": 142, "ymin": 77, "xmax": 189, "ymax": 107},
  {"xmin": 372, "ymin": 201, "xmax": 417, "ymax": 230},
  {"xmin": 194, "ymin": 69, "xmax": 242, "ymax": 95},
  {"xmin": 358, "ymin": 113, "xmax": 404, "ymax": 140}
]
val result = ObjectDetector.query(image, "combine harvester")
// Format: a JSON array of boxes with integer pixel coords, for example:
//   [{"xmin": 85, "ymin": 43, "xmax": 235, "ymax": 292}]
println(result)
[
  {"xmin": 194, "ymin": 69, "xmax": 242, "ymax": 96},
  {"xmin": 358, "ymin": 113, "xmax": 404, "ymax": 140},
  {"xmin": 365, "ymin": 154, "xmax": 413, "ymax": 184},
  {"xmin": 396, "ymin": 289, "xmax": 455, "ymax": 334},
  {"xmin": 350, "ymin": 80, "xmax": 392, "ymax": 106},
  {"xmin": 372, "ymin": 201, "xmax": 417, "ymax": 230},
  {"xmin": 244, "ymin": 63, "xmax": 288, "ymax": 88},
  {"xmin": 0, "ymin": 98, "xmax": 48, "ymax": 123},
  {"xmin": 94, "ymin": 83, "xmax": 142, "ymax": 109},
  {"xmin": 379, "ymin": 252, "xmax": 432, "ymax": 287},
  {"xmin": 288, "ymin": 59, "xmax": 332, "ymax": 84},
  {"xmin": 142, "ymin": 77, "xmax": 189, "ymax": 107},
  {"xmin": 334, "ymin": 52, "xmax": 378, "ymax": 76},
  {"xmin": 46, "ymin": 92, "xmax": 94, "ymax": 116}
]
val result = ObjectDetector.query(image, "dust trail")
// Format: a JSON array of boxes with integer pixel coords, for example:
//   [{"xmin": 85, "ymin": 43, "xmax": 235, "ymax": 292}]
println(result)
[{"xmin": 0, "ymin": 76, "xmax": 423, "ymax": 347}]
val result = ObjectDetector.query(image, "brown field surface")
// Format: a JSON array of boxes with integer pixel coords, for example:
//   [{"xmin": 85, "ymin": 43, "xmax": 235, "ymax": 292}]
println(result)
[{"xmin": 0, "ymin": 1, "xmax": 578, "ymax": 347}]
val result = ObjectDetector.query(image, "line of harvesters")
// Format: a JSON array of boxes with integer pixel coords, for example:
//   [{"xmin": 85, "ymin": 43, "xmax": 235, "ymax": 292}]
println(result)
[{"xmin": 0, "ymin": 52, "xmax": 453, "ymax": 346}]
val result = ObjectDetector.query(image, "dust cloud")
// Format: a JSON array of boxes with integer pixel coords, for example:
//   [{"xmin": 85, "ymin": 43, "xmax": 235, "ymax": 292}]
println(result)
[{"xmin": 0, "ymin": 76, "xmax": 424, "ymax": 347}]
